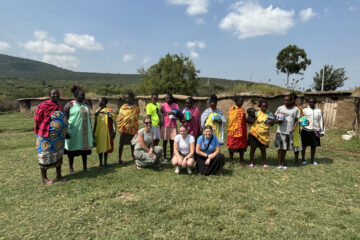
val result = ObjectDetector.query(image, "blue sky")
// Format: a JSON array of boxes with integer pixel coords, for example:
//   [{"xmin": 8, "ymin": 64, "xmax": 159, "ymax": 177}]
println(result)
[{"xmin": 0, "ymin": 0, "xmax": 359, "ymax": 90}]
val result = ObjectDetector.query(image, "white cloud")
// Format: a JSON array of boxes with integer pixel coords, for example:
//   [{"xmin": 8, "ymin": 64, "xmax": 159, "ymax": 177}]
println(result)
[
  {"xmin": 190, "ymin": 51, "xmax": 199, "ymax": 59},
  {"xmin": 0, "ymin": 41, "xmax": 10, "ymax": 51},
  {"xmin": 64, "ymin": 33, "xmax": 103, "ymax": 51},
  {"xmin": 195, "ymin": 17, "xmax": 206, "ymax": 25},
  {"xmin": 349, "ymin": 6, "xmax": 356, "ymax": 11},
  {"xmin": 219, "ymin": 1, "xmax": 295, "ymax": 39},
  {"xmin": 23, "ymin": 39, "xmax": 75, "ymax": 54},
  {"xmin": 299, "ymin": 8, "xmax": 316, "ymax": 22},
  {"xmin": 42, "ymin": 54, "xmax": 79, "ymax": 68},
  {"xmin": 143, "ymin": 56, "xmax": 151, "ymax": 64},
  {"xmin": 123, "ymin": 53, "xmax": 135, "ymax": 62},
  {"xmin": 34, "ymin": 30, "xmax": 50, "ymax": 40},
  {"xmin": 186, "ymin": 40, "xmax": 206, "ymax": 49},
  {"xmin": 168, "ymin": 0, "xmax": 209, "ymax": 15}
]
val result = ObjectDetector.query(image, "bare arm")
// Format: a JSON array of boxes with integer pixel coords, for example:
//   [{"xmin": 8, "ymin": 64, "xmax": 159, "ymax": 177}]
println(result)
[
  {"xmin": 186, "ymin": 141, "xmax": 195, "ymax": 159},
  {"xmin": 174, "ymin": 140, "xmax": 182, "ymax": 160},
  {"xmin": 196, "ymin": 143, "xmax": 208, "ymax": 158}
]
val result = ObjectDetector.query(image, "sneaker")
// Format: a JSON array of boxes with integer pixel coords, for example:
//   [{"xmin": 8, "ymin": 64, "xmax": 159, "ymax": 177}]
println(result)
[
  {"xmin": 187, "ymin": 167, "xmax": 193, "ymax": 175},
  {"xmin": 302, "ymin": 161, "xmax": 308, "ymax": 165},
  {"xmin": 249, "ymin": 163, "xmax": 254, "ymax": 168},
  {"xmin": 163, "ymin": 158, "xmax": 168, "ymax": 162},
  {"xmin": 276, "ymin": 166, "xmax": 282, "ymax": 170},
  {"xmin": 175, "ymin": 166, "xmax": 180, "ymax": 174},
  {"xmin": 263, "ymin": 164, "xmax": 269, "ymax": 169},
  {"xmin": 313, "ymin": 162, "xmax": 318, "ymax": 166},
  {"xmin": 282, "ymin": 166, "xmax": 288, "ymax": 170}
]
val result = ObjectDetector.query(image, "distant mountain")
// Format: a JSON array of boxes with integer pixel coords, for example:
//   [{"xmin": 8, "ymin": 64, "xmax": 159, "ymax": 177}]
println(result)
[
  {"xmin": 0, "ymin": 54, "xmax": 251, "ymax": 85},
  {"xmin": 0, "ymin": 54, "xmax": 141, "ymax": 83}
]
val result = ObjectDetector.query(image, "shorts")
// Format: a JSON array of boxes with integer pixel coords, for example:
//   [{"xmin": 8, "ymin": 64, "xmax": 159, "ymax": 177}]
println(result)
[
  {"xmin": 274, "ymin": 133, "xmax": 295, "ymax": 151},
  {"xmin": 248, "ymin": 133, "xmax": 268, "ymax": 150},
  {"xmin": 301, "ymin": 130, "xmax": 321, "ymax": 147}
]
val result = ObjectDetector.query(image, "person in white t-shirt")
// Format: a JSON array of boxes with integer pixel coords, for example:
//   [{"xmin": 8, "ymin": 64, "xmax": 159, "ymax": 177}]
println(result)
[{"xmin": 172, "ymin": 125, "xmax": 195, "ymax": 174}]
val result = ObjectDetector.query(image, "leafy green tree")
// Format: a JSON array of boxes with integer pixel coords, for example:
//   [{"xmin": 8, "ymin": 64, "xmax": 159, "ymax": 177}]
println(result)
[
  {"xmin": 313, "ymin": 65, "xmax": 348, "ymax": 91},
  {"xmin": 138, "ymin": 53, "xmax": 200, "ymax": 95},
  {"xmin": 276, "ymin": 45, "xmax": 311, "ymax": 89}
]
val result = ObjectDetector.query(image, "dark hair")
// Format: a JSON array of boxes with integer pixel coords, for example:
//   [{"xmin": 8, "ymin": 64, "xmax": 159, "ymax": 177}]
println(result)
[
  {"xmin": 234, "ymin": 95, "xmax": 243, "ymax": 103},
  {"xmin": 203, "ymin": 125, "xmax": 213, "ymax": 130},
  {"xmin": 186, "ymin": 96, "xmax": 194, "ymax": 103},
  {"xmin": 289, "ymin": 93, "xmax": 297, "ymax": 100},
  {"xmin": 247, "ymin": 108, "xmax": 256, "ymax": 116},
  {"xmin": 100, "ymin": 97, "xmax": 108, "ymax": 105},
  {"xmin": 126, "ymin": 91, "xmax": 135, "ymax": 99},
  {"xmin": 308, "ymin": 97, "xmax": 317, "ymax": 103},
  {"xmin": 209, "ymin": 94, "xmax": 218, "ymax": 103},
  {"xmin": 151, "ymin": 93, "xmax": 158, "ymax": 97},
  {"xmin": 166, "ymin": 93, "xmax": 174, "ymax": 100},
  {"xmin": 260, "ymin": 100, "xmax": 268, "ymax": 106},
  {"xmin": 143, "ymin": 115, "xmax": 151, "ymax": 123},
  {"xmin": 71, "ymin": 85, "xmax": 83, "ymax": 97}
]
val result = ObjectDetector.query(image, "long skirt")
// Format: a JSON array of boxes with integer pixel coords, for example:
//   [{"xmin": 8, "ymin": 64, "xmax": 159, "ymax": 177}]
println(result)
[
  {"xmin": 36, "ymin": 110, "xmax": 68, "ymax": 169},
  {"xmin": 196, "ymin": 153, "xmax": 225, "ymax": 176},
  {"xmin": 134, "ymin": 146, "xmax": 163, "ymax": 168}
]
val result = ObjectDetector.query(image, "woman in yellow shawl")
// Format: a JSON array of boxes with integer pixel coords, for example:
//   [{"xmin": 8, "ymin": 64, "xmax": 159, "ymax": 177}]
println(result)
[
  {"xmin": 93, "ymin": 98, "xmax": 116, "ymax": 167},
  {"xmin": 248, "ymin": 101, "xmax": 274, "ymax": 168},
  {"xmin": 117, "ymin": 92, "xmax": 140, "ymax": 164}
]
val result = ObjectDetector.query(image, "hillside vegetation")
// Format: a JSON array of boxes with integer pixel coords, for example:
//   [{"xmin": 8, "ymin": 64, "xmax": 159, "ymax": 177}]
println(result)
[{"xmin": 0, "ymin": 54, "xmax": 286, "ymax": 100}]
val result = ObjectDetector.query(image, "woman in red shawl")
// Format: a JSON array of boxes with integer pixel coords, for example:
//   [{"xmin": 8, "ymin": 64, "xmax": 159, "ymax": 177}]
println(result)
[
  {"xmin": 180, "ymin": 97, "xmax": 201, "ymax": 138},
  {"xmin": 34, "ymin": 89, "xmax": 68, "ymax": 184}
]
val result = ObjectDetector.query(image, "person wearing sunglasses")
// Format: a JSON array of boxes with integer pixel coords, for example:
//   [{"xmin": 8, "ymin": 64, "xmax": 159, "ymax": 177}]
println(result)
[{"xmin": 133, "ymin": 116, "xmax": 163, "ymax": 170}]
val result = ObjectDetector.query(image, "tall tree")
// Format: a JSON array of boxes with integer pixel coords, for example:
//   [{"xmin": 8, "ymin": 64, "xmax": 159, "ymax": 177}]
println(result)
[
  {"xmin": 313, "ymin": 65, "xmax": 348, "ymax": 91},
  {"xmin": 138, "ymin": 53, "xmax": 200, "ymax": 95},
  {"xmin": 276, "ymin": 44, "xmax": 311, "ymax": 89}
]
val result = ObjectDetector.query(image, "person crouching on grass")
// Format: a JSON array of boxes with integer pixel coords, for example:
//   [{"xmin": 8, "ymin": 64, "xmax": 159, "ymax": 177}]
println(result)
[
  {"xmin": 172, "ymin": 125, "xmax": 195, "ymax": 174},
  {"xmin": 227, "ymin": 95, "xmax": 247, "ymax": 167},
  {"xmin": 93, "ymin": 98, "xmax": 116, "ymax": 167},
  {"xmin": 274, "ymin": 94, "xmax": 300, "ymax": 169},
  {"xmin": 248, "ymin": 101, "xmax": 274, "ymax": 168}
]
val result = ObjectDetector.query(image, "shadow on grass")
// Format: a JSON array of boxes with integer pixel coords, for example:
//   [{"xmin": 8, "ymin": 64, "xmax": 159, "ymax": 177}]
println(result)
[{"xmin": 316, "ymin": 157, "xmax": 334, "ymax": 164}]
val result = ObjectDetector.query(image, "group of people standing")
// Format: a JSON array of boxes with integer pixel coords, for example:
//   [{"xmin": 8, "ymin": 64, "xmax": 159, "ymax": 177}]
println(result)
[{"xmin": 34, "ymin": 86, "xmax": 324, "ymax": 184}]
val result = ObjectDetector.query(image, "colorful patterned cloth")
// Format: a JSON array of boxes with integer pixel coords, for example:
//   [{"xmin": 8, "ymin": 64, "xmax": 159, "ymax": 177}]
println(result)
[
  {"xmin": 65, "ymin": 101, "xmax": 93, "ymax": 151},
  {"xmin": 201, "ymin": 108, "xmax": 226, "ymax": 145},
  {"xmin": 250, "ymin": 110, "xmax": 273, "ymax": 146},
  {"xmin": 34, "ymin": 100, "xmax": 63, "ymax": 137},
  {"xmin": 227, "ymin": 105, "xmax": 247, "ymax": 149},
  {"xmin": 180, "ymin": 105, "xmax": 201, "ymax": 137},
  {"xmin": 36, "ymin": 110, "xmax": 68, "ymax": 169},
  {"xmin": 117, "ymin": 104, "xmax": 140, "ymax": 135},
  {"xmin": 94, "ymin": 107, "xmax": 115, "ymax": 154}
]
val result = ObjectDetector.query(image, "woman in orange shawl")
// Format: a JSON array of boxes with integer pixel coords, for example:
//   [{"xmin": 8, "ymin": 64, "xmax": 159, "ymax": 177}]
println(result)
[
  {"xmin": 117, "ymin": 92, "xmax": 140, "ymax": 164},
  {"xmin": 227, "ymin": 95, "xmax": 247, "ymax": 167}
]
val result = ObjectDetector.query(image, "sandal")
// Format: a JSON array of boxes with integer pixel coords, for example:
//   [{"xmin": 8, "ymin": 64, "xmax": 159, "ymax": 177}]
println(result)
[{"xmin": 119, "ymin": 160, "xmax": 126, "ymax": 165}]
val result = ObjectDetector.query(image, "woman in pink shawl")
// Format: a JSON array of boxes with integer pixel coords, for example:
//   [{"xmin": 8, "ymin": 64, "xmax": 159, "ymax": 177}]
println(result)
[{"xmin": 180, "ymin": 97, "xmax": 201, "ymax": 138}]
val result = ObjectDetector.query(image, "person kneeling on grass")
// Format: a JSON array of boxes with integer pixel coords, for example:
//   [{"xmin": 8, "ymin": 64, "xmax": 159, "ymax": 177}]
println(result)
[
  {"xmin": 274, "ymin": 95, "xmax": 300, "ymax": 170},
  {"xmin": 134, "ymin": 117, "xmax": 163, "ymax": 170},
  {"xmin": 196, "ymin": 125, "xmax": 225, "ymax": 176},
  {"xmin": 172, "ymin": 125, "xmax": 195, "ymax": 174},
  {"xmin": 248, "ymin": 101, "xmax": 274, "ymax": 168}
]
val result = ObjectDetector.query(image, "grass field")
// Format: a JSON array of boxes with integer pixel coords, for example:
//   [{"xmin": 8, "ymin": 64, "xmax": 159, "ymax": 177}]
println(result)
[{"xmin": 0, "ymin": 113, "xmax": 359, "ymax": 240}]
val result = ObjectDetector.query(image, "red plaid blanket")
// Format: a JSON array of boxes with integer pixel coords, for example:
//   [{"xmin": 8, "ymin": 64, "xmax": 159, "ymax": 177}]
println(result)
[{"xmin": 34, "ymin": 100, "xmax": 63, "ymax": 137}]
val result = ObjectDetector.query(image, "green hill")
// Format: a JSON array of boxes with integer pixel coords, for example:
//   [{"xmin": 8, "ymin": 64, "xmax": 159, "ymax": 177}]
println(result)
[{"xmin": 0, "ymin": 54, "xmax": 284, "ymax": 99}]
